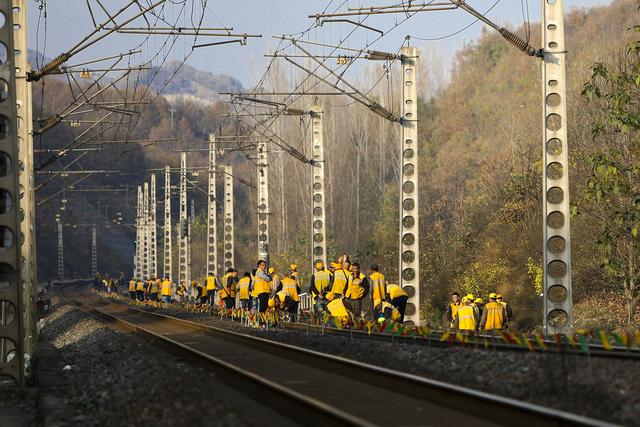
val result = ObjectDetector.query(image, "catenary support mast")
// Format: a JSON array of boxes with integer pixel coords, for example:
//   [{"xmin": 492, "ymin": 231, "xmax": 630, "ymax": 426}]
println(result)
[
  {"xmin": 542, "ymin": 0, "xmax": 572, "ymax": 334},
  {"xmin": 257, "ymin": 141, "xmax": 270, "ymax": 264},
  {"xmin": 163, "ymin": 166, "xmax": 172, "ymax": 280},
  {"xmin": 399, "ymin": 46, "xmax": 420, "ymax": 326},
  {"xmin": 91, "ymin": 225, "xmax": 97, "ymax": 276},
  {"xmin": 179, "ymin": 153, "xmax": 190, "ymax": 288},
  {"xmin": 206, "ymin": 134, "xmax": 218, "ymax": 276},
  {"xmin": 310, "ymin": 105, "xmax": 327, "ymax": 270},
  {"xmin": 149, "ymin": 173, "xmax": 157, "ymax": 278},
  {"xmin": 57, "ymin": 222, "xmax": 64, "ymax": 281},
  {"xmin": 223, "ymin": 166, "xmax": 235, "ymax": 269}
]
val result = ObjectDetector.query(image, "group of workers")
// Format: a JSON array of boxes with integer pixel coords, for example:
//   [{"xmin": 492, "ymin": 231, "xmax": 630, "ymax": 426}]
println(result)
[
  {"xmin": 117, "ymin": 255, "xmax": 513, "ymax": 332},
  {"xmin": 445, "ymin": 291, "xmax": 513, "ymax": 331}
]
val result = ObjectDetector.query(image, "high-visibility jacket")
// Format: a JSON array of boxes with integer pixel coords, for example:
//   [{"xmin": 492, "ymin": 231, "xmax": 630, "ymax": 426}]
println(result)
[
  {"xmin": 206, "ymin": 276, "xmax": 217, "ymax": 291},
  {"xmin": 161, "ymin": 280, "xmax": 172, "ymax": 296},
  {"xmin": 237, "ymin": 277, "xmax": 251, "ymax": 300},
  {"xmin": 331, "ymin": 269, "xmax": 349, "ymax": 295},
  {"xmin": 346, "ymin": 273, "xmax": 367, "ymax": 300},
  {"xmin": 219, "ymin": 273, "xmax": 234, "ymax": 299},
  {"xmin": 281, "ymin": 277, "xmax": 299, "ymax": 301},
  {"xmin": 483, "ymin": 301, "xmax": 505, "ymax": 330},
  {"xmin": 311, "ymin": 270, "xmax": 331, "ymax": 294},
  {"xmin": 275, "ymin": 290, "xmax": 288, "ymax": 305},
  {"xmin": 197, "ymin": 284, "xmax": 207, "ymax": 298},
  {"xmin": 253, "ymin": 273, "xmax": 271, "ymax": 295},
  {"xmin": 456, "ymin": 306, "xmax": 477, "ymax": 331},
  {"xmin": 449, "ymin": 302, "xmax": 461, "ymax": 321},
  {"xmin": 150, "ymin": 279, "xmax": 159, "ymax": 294},
  {"xmin": 379, "ymin": 301, "xmax": 401, "ymax": 321},
  {"xmin": 387, "ymin": 284, "xmax": 408, "ymax": 300},
  {"xmin": 369, "ymin": 272, "xmax": 385, "ymax": 302},
  {"xmin": 270, "ymin": 273, "xmax": 281, "ymax": 293},
  {"xmin": 128, "ymin": 280, "xmax": 136, "ymax": 292},
  {"xmin": 327, "ymin": 298, "xmax": 349, "ymax": 319},
  {"xmin": 136, "ymin": 280, "xmax": 145, "ymax": 291}
]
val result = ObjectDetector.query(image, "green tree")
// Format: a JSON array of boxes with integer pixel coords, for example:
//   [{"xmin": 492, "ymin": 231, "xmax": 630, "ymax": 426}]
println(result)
[{"xmin": 579, "ymin": 8, "xmax": 640, "ymax": 323}]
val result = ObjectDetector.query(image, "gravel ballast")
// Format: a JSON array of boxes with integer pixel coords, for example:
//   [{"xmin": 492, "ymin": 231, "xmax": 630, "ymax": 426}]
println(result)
[
  {"xmin": 125, "ymin": 298, "xmax": 640, "ymax": 427},
  {"xmin": 38, "ymin": 295, "xmax": 295, "ymax": 427}
]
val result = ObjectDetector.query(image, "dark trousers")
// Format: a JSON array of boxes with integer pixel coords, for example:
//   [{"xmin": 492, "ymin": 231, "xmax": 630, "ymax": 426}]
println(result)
[
  {"xmin": 129, "ymin": 291, "xmax": 136, "ymax": 300},
  {"xmin": 257, "ymin": 293, "xmax": 269, "ymax": 312},
  {"xmin": 136, "ymin": 290, "xmax": 144, "ymax": 301},
  {"xmin": 149, "ymin": 292, "xmax": 158, "ymax": 302},
  {"xmin": 349, "ymin": 298, "xmax": 363, "ymax": 320},
  {"xmin": 392, "ymin": 296, "xmax": 409, "ymax": 322},
  {"xmin": 288, "ymin": 301, "xmax": 299, "ymax": 322},
  {"xmin": 223, "ymin": 297, "xmax": 234, "ymax": 309}
]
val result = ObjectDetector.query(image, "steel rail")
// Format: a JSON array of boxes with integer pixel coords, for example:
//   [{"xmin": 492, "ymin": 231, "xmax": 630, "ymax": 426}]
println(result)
[{"xmin": 60, "ymin": 286, "xmax": 614, "ymax": 427}]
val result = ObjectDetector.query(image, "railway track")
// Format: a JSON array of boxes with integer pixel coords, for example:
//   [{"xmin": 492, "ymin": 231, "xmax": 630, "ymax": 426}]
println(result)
[
  {"xmin": 59, "ymin": 285, "xmax": 614, "ymax": 427},
  {"xmin": 283, "ymin": 321, "xmax": 640, "ymax": 360}
]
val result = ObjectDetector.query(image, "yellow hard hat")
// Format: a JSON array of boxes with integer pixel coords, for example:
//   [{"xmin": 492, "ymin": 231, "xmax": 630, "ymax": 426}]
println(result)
[
  {"xmin": 290, "ymin": 263, "xmax": 298, "ymax": 271},
  {"xmin": 496, "ymin": 294, "xmax": 503, "ymax": 299},
  {"xmin": 330, "ymin": 262, "xmax": 341, "ymax": 269},
  {"xmin": 462, "ymin": 296, "xmax": 469, "ymax": 303},
  {"xmin": 326, "ymin": 292, "xmax": 335, "ymax": 301},
  {"xmin": 475, "ymin": 298, "xmax": 483, "ymax": 304},
  {"xmin": 373, "ymin": 299, "xmax": 382, "ymax": 308},
  {"xmin": 466, "ymin": 293, "xmax": 475, "ymax": 301},
  {"xmin": 315, "ymin": 261, "xmax": 324, "ymax": 269},
  {"xmin": 268, "ymin": 298, "xmax": 275, "ymax": 309},
  {"xmin": 268, "ymin": 267, "xmax": 276, "ymax": 274},
  {"xmin": 489, "ymin": 292, "xmax": 497, "ymax": 299}
]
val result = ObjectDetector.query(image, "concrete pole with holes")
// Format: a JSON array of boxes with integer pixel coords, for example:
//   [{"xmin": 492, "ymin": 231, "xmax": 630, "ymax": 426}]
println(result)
[
  {"xmin": 257, "ymin": 141, "xmax": 270, "ymax": 265},
  {"xmin": 142, "ymin": 182, "xmax": 149, "ymax": 280},
  {"xmin": 179, "ymin": 153, "xmax": 191, "ymax": 291},
  {"xmin": 150, "ymin": 173, "xmax": 157, "ymax": 278},
  {"xmin": 223, "ymin": 166, "xmax": 235, "ymax": 269},
  {"xmin": 310, "ymin": 106, "xmax": 327, "ymax": 271},
  {"xmin": 398, "ymin": 46, "xmax": 420, "ymax": 326},
  {"xmin": 15, "ymin": 0, "xmax": 37, "ymax": 360},
  {"xmin": 57, "ymin": 222, "xmax": 64, "ymax": 281},
  {"xmin": 542, "ymin": 0, "xmax": 572, "ymax": 335},
  {"xmin": 135, "ymin": 185, "xmax": 142, "ymax": 280},
  {"xmin": 91, "ymin": 225, "xmax": 97, "ymax": 276},
  {"xmin": 206, "ymin": 134, "xmax": 218, "ymax": 276},
  {"xmin": 163, "ymin": 166, "xmax": 172, "ymax": 281}
]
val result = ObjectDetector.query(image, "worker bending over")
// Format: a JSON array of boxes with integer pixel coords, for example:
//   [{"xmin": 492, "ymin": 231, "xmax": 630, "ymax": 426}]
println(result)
[
  {"xmin": 373, "ymin": 299, "xmax": 401, "ymax": 323},
  {"xmin": 386, "ymin": 283, "xmax": 409, "ymax": 323},
  {"xmin": 326, "ymin": 297, "xmax": 355, "ymax": 328},
  {"xmin": 271, "ymin": 290, "xmax": 296, "ymax": 321}
]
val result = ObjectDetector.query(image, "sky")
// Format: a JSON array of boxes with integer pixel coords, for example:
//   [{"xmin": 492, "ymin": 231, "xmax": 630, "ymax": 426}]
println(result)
[{"xmin": 28, "ymin": 0, "xmax": 612, "ymax": 88}]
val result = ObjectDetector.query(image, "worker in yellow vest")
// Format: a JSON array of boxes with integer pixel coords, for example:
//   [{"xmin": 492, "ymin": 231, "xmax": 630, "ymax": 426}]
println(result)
[
  {"xmin": 369, "ymin": 264, "xmax": 386, "ymax": 316},
  {"xmin": 237, "ymin": 272, "xmax": 252, "ymax": 310},
  {"xmin": 278, "ymin": 274, "xmax": 301, "ymax": 321},
  {"xmin": 345, "ymin": 262, "xmax": 369, "ymax": 320},
  {"xmin": 386, "ymin": 283, "xmax": 409, "ymax": 322},
  {"xmin": 310, "ymin": 261, "xmax": 332, "ymax": 313},
  {"xmin": 205, "ymin": 273, "xmax": 218, "ymax": 306},
  {"xmin": 268, "ymin": 267, "xmax": 280, "ymax": 296},
  {"xmin": 161, "ymin": 276, "xmax": 172, "ymax": 303},
  {"xmin": 128, "ymin": 277, "xmax": 136, "ymax": 300},
  {"xmin": 219, "ymin": 268, "xmax": 239, "ymax": 309},
  {"xmin": 496, "ymin": 294, "xmax": 513, "ymax": 328},
  {"xmin": 373, "ymin": 299, "xmax": 401, "ymax": 322},
  {"xmin": 480, "ymin": 293, "xmax": 506, "ymax": 331},
  {"xmin": 329, "ymin": 262, "xmax": 349, "ymax": 298},
  {"xmin": 453, "ymin": 297, "xmax": 478, "ymax": 331},
  {"xmin": 327, "ymin": 297, "xmax": 355, "ymax": 327},
  {"xmin": 290, "ymin": 263, "xmax": 302, "ymax": 289},
  {"xmin": 254, "ymin": 260, "xmax": 272, "ymax": 319},
  {"xmin": 135, "ymin": 278, "xmax": 145, "ymax": 301},
  {"xmin": 148, "ymin": 276, "xmax": 159, "ymax": 302},
  {"xmin": 272, "ymin": 290, "xmax": 295, "ymax": 321},
  {"xmin": 445, "ymin": 292, "xmax": 461, "ymax": 327}
]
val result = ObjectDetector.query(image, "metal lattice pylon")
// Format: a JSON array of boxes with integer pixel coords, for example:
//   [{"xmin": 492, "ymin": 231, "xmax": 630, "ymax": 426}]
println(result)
[
  {"xmin": 399, "ymin": 46, "xmax": 420, "ymax": 326},
  {"xmin": 310, "ymin": 105, "xmax": 327, "ymax": 270},
  {"xmin": 542, "ymin": 0, "xmax": 572, "ymax": 334},
  {"xmin": 223, "ymin": 165, "xmax": 235, "ymax": 269}
]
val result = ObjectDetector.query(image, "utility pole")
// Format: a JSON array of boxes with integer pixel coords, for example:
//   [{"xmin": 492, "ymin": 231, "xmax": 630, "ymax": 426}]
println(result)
[
  {"xmin": 179, "ymin": 153, "xmax": 190, "ymax": 289},
  {"xmin": 149, "ymin": 173, "xmax": 157, "ymax": 278},
  {"xmin": 57, "ymin": 222, "xmax": 64, "ymax": 281},
  {"xmin": 399, "ymin": 46, "xmax": 420, "ymax": 326},
  {"xmin": 142, "ymin": 182, "xmax": 149, "ymax": 279},
  {"xmin": 91, "ymin": 225, "xmax": 97, "ymax": 276},
  {"xmin": 206, "ymin": 134, "xmax": 218, "ymax": 276},
  {"xmin": 223, "ymin": 166, "xmax": 235, "ymax": 269},
  {"xmin": 134, "ymin": 185, "xmax": 142, "ymax": 279},
  {"xmin": 163, "ymin": 166, "xmax": 172, "ymax": 280},
  {"xmin": 256, "ymin": 140, "xmax": 270, "ymax": 264},
  {"xmin": 542, "ymin": 0, "xmax": 572, "ymax": 334},
  {"xmin": 15, "ymin": 0, "xmax": 37, "ymax": 361},
  {"xmin": 310, "ymin": 105, "xmax": 327, "ymax": 270}
]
